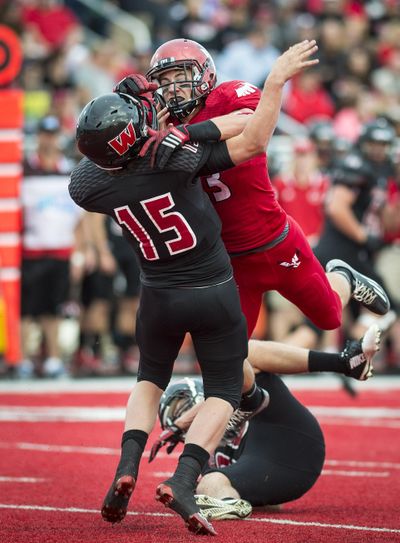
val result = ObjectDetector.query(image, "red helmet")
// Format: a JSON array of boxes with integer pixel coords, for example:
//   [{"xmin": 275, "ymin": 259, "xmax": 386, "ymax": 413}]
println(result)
[{"xmin": 146, "ymin": 38, "xmax": 217, "ymax": 120}]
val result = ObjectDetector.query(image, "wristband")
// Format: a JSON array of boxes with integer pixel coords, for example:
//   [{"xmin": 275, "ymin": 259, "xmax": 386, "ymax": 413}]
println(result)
[{"xmin": 184, "ymin": 120, "xmax": 222, "ymax": 142}]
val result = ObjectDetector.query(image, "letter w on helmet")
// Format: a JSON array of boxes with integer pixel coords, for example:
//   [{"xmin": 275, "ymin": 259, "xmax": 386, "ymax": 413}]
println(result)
[{"xmin": 108, "ymin": 120, "xmax": 137, "ymax": 156}]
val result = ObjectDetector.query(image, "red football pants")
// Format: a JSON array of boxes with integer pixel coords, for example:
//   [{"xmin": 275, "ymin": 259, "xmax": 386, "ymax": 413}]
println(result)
[{"xmin": 231, "ymin": 216, "xmax": 342, "ymax": 337}]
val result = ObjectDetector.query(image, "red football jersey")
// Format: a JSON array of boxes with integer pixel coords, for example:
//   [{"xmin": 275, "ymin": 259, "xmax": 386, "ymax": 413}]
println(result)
[{"xmin": 189, "ymin": 81, "xmax": 287, "ymax": 253}]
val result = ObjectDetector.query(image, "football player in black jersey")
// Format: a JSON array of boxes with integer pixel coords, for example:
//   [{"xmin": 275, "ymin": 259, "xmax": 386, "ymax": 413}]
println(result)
[
  {"xmin": 69, "ymin": 40, "xmax": 319, "ymax": 536},
  {"xmin": 154, "ymin": 374, "xmax": 325, "ymax": 521},
  {"xmin": 150, "ymin": 322, "xmax": 381, "ymax": 521}
]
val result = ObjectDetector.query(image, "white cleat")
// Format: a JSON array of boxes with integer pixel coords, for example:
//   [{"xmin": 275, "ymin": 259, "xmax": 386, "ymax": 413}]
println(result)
[{"xmin": 195, "ymin": 494, "xmax": 252, "ymax": 521}]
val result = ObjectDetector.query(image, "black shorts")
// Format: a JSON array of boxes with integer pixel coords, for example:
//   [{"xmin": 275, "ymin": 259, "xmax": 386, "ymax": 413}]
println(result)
[
  {"xmin": 21, "ymin": 258, "xmax": 70, "ymax": 317},
  {"xmin": 210, "ymin": 373, "xmax": 325, "ymax": 506},
  {"xmin": 80, "ymin": 270, "xmax": 114, "ymax": 307},
  {"xmin": 114, "ymin": 254, "xmax": 140, "ymax": 298},
  {"xmin": 136, "ymin": 277, "xmax": 248, "ymax": 408}
]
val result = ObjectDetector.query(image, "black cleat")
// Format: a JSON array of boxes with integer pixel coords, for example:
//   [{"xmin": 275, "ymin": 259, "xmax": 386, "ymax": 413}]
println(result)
[
  {"xmin": 220, "ymin": 389, "xmax": 269, "ymax": 446},
  {"xmin": 101, "ymin": 475, "xmax": 136, "ymax": 523},
  {"xmin": 156, "ymin": 481, "xmax": 217, "ymax": 535},
  {"xmin": 340, "ymin": 323, "xmax": 381, "ymax": 381},
  {"xmin": 326, "ymin": 259, "xmax": 390, "ymax": 316}
]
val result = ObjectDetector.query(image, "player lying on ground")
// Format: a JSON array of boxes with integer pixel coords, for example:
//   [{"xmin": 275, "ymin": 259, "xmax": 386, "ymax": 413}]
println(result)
[{"xmin": 150, "ymin": 323, "xmax": 381, "ymax": 520}]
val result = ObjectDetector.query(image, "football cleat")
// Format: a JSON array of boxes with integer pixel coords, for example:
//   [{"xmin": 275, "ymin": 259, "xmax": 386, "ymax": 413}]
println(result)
[
  {"xmin": 101, "ymin": 474, "xmax": 136, "ymax": 523},
  {"xmin": 340, "ymin": 323, "xmax": 381, "ymax": 380},
  {"xmin": 326, "ymin": 259, "xmax": 390, "ymax": 316},
  {"xmin": 156, "ymin": 481, "xmax": 217, "ymax": 535},
  {"xmin": 195, "ymin": 495, "xmax": 252, "ymax": 520},
  {"xmin": 220, "ymin": 389, "xmax": 269, "ymax": 446}
]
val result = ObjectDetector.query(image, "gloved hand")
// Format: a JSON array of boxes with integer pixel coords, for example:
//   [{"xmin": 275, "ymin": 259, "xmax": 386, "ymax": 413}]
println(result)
[
  {"xmin": 139, "ymin": 125, "xmax": 191, "ymax": 168},
  {"xmin": 113, "ymin": 74, "xmax": 158, "ymax": 96},
  {"xmin": 365, "ymin": 234, "xmax": 384, "ymax": 254},
  {"xmin": 148, "ymin": 422, "xmax": 185, "ymax": 463}
]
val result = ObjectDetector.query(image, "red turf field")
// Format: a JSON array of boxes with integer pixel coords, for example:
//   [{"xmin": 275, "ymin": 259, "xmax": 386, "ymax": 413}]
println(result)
[{"xmin": 0, "ymin": 380, "xmax": 399, "ymax": 543}]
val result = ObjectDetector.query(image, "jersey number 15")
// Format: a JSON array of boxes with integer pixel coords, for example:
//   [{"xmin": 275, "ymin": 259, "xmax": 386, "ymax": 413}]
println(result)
[{"xmin": 114, "ymin": 193, "xmax": 197, "ymax": 261}]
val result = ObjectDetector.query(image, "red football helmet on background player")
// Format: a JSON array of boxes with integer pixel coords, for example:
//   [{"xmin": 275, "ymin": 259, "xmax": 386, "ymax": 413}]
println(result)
[{"xmin": 146, "ymin": 38, "xmax": 217, "ymax": 120}]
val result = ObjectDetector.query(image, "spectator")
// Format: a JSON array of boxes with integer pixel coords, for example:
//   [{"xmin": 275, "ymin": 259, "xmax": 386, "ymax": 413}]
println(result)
[
  {"xmin": 273, "ymin": 138, "xmax": 330, "ymax": 249},
  {"xmin": 19, "ymin": 115, "xmax": 83, "ymax": 378},
  {"xmin": 283, "ymin": 66, "xmax": 335, "ymax": 123},
  {"xmin": 21, "ymin": 0, "xmax": 80, "ymax": 58},
  {"xmin": 216, "ymin": 25, "xmax": 280, "ymax": 86}
]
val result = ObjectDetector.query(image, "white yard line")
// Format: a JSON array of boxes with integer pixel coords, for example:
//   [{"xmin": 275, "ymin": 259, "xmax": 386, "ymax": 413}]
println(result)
[
  {"xmin": 0, "ymin": 405, "xmax": 400, "ymax": 423},
  {"xmin": 0, "ymin": 477, "xmax": 46, "ymax": 483},
  {"xmin": 321, "ymin": 470, "xmax": 389, "ymax": 477},
  {"xmin": 0, "ymin": 441, "xmax": 172, "ymax": 459},
  {"xmin": 325, "ymin": 459, "xmax": 400, "ymax": 469},
  {"xmin": 0, "ymin": 503, "xmax": 399, "ymax": 535},
  {"xmin": 0, "ymin": 441, "xmax": 400, "ymax": 470},
  {"xmin": 1, "ymin": 375, "xmax": 400, "ymax": 393}
]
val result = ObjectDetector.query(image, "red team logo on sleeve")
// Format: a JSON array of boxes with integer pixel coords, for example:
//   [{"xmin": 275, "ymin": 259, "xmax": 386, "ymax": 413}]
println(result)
[{"xmin": 108, "ymin": 120, "xmax": 137, "ymax": 156}]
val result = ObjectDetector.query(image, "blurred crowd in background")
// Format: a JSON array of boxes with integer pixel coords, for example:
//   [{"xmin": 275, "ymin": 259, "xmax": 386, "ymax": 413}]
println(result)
[{"xmin": 0, "ymin": 0, "xmax": 399, "ymax": 379}]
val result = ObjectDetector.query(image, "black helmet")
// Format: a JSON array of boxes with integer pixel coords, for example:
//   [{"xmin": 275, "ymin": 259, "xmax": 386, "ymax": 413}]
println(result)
[
  {"xmin": 334, "ymin": 153, "xmax": 371, "ymax": 186},
  {"xmin": 359, "ymin": 118, "xmax": 395, "ymax": 145},
  {"xmin": 159, "ymin": 377, "xmax": 204, "ymax": 431},
  {"xmin": 308, "ymin": 120, "xmax": 335, "ymax": 143},
  {"xmin": 76, "ymin": 92, "xmax": 156, "ymax": 170}
]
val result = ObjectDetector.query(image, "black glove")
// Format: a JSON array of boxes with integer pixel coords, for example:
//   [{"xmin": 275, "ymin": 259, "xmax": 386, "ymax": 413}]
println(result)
[
  {"xmin": 139, "ymin": 125, "xmax": 191, "ymax": 168},
  {"xmin": 113, "ymin": 74, "xmax": 158, "ymax": 96},
  {"xmin": 365, "ymin": 234, "xmax": 384, "ymax": 254},
  {"xmin": 148, "ymin": 422, "xmax": 184, "ymax": 463}
]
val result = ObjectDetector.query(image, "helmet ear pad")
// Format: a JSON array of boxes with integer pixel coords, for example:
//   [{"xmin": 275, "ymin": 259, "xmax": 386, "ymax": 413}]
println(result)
[{"xmin": 76, "ymin": 93, "xmax": 154, "ymax": 170}]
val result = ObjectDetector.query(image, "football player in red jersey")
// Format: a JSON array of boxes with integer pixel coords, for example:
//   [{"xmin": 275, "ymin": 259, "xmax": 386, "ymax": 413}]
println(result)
[
  {"xmin": 138, "ymin": 38, "xmax": 389, "ymax": 338},
  {"xmin": 114, "ymin": 39, "xmax": 390, "ymax": 438}
]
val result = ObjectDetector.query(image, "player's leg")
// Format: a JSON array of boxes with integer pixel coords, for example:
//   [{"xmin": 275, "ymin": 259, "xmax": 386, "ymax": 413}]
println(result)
[
  {"xmin": 227, "ymin": 263, "xmax": 271, "ymax": 439},
  {"xmin": 248, "ymin": 322, "xmax": 381, "ymax": 380},
  {"xmin": 156, "ymin": 278, "xmax": 246, "ymax": 535},
  {"xmin": 275, "ymin": 217, "xmax": 389, "ymax": 330},
  {"xmin": 102, "ymin": 285, "xmax": 183, "ymax": 524},
  {"xmin": 200, "ymin": 373, "xmax": 325, "ymax": 510}
]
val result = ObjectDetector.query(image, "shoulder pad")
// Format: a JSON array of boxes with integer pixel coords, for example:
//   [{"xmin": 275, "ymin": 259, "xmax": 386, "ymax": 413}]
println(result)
[
  {"xmin": 214, "ymin": 80, "xmax": 260, "ymax": 110},
  {"xmin": 333, "ymin": 154, "xmax": 371, "ymax": 188}
]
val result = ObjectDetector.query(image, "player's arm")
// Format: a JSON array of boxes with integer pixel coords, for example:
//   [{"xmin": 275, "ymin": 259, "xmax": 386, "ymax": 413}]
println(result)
[
  {"xmin": 157, "ymin": 107, "xmax": 253, "ymax": 139},
  {"xmin": 140, "ymin": 111, "xmax": 250, "ymax": 168},
  {"xmin": 225, "ymin": 40, "xmax": 318, "ymax": 165},
  {"xmin": 141, "ymin": 41, "xmax": 317, "ymax": 168}
]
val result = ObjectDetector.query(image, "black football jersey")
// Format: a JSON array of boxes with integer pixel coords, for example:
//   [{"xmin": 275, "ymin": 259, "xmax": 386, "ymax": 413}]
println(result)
[
  {"xmin": 69, "ymin": 142, "xmax": 235, "ymax": 287},
  {"xmin": 320, "ymin": 152, "xmax": 392, "ymax": 248}
]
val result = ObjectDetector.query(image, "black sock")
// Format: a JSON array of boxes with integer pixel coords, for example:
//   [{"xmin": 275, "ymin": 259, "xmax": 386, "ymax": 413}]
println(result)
[
  {"xmin": 308, "ymin": 350, "xmax": 344, "ymax": 374},
  {"xmin": 114, "ymin": 332, "xmax": 135, "ymax": 352},
  {"xmin": 115, "ymin": 429, "xmax": 148, "ymax": 480},
  {"xmin": 171, "ymin": 443, "xmax": 209, "ymax": 490},
  {"xmin": 239, "ymin": 383, "xmax": 264, "ymax": 411},
  {"xmin": 80, "ymin": 332, "xmax": 101, "ymax": 354}
]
